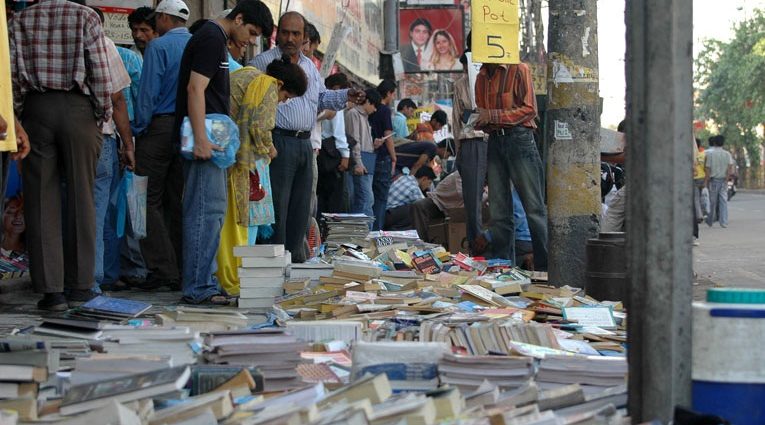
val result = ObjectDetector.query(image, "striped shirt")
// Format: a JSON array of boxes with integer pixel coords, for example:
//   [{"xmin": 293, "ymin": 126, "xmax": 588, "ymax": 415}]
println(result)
[
  {"xmin": 475, "ymin": 63, "xmax": 537, "ymax": 130},
  {"xmin": 452, "ymin": 74, "xmax": 486, "ymax": 141},
  {"xmin": 9, "ymin": 0, "xmax": 113, "ymax": 123},
  {"xmin": 250, "ymin": 47, "xmax": 348, "ymax": 132}
]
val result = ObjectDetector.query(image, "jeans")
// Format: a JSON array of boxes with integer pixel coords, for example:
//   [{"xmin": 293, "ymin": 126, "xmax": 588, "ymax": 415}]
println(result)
[
  {"xmin": 372, "ymin": 156, "xmax": 392, "ymax": 231},
  {"xmin": 94, "ymin": 135, "xmax": 119, "ymax": 288},
  {"xmin": 707, "ymin": 177, "xmax": 728, "ymax": 227},
  {"xmin": 352, "ymin": 152, "xmax": 376, "ymax": 219},
  {"xmin": 455, "ymin": 138, "xmax": 488, "ymax": 245},
  {"xmin": 487, "ymin": 127, "xmax": 549, "ymax": 270},
  {"xmin": 182, "ymin": 159, "xmax": 226, "ymax": 303}
]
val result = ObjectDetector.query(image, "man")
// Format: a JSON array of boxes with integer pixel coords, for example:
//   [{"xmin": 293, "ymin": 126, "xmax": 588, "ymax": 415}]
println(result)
[
  {"xmin": 347, "ymin": 89, "xmax": 381, "ymax": 219},
  {"xmin": 369, "ymin": 79, "xmax": 398, "ymax": 230},
  {"xmin": 395, "ymin": 138, "xmax": 452, "ymax": 175},
  {"xmin": 128, "ymin": 6, "xmax": 158, "ymax": 56},
  {"xmin": 302, "ymin": 21, "xmax": 322, "ymax": 70},
  {"xmin": 693, "ymin": 137, "xmax": 708, "ymax": 223},
  {"xmin": 10, "ymin": 0, "xmax": 112, "ymax": 310},
  {"xmin": 601, "ymin": 120, "xmax": 627, "ymax": 233},
  {"xmin": 316, "ymin": 73, "xmax": 351, "ymax": 215},
  {"xmin": 401, "ymin": 18, "xmax": 432, "ymax": 72},
  {"xmin": 176, "ymin": 0, "xmax": 273, "ymax": 304},
  {"xmin": 393, "ymin": 98, "xmax": 416, "ymax": 139},
  {"xmin": 131, "ymin": 0, "xmax": 191, "ymax": 291},
  {"xmin": 384, "ymin": 166, "xmax": 436, "ymax": 230},
  {"xmin": 409, "ymin": 170, "xmax": 466, "ymax": 242},
  {"xmin": 411, "ymin": 109, "xmax": 447, "ymax": 142},
  {"xmin": 473, "ymin": 60, "xmax": 549, "ymax": 270},
  {"xmin": 705, "ymin": 135, "xmax": 735, "ymax": 228},
  {"xmin": 250, "ymin": 11, "xmax": 365, "ymax": 262},
  {"xmin": 453, "ymin": 41, "xmax": 488, "ymax": 253}
]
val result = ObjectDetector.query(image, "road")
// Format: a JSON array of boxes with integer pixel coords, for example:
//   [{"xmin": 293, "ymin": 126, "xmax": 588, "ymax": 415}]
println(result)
[{"xmin": 693, "ymin": 190, "xmax": 765, "ymax": 298}]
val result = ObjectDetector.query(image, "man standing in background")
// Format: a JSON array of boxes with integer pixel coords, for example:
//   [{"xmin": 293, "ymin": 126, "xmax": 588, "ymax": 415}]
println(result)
[
  {"xmin": 705, "ymin": 135, "xmax": 734, "ymax": 228},
  {"xmin": 369, "ymin": 79, "xmax": 397, "ymax": 230},
  {"xmin": 128, "ymin": 6, "xmax": 158, "ymax": 56},
  {"xmin": 393, "ymin": 98, "xmax": 417, "ymax": 139}
]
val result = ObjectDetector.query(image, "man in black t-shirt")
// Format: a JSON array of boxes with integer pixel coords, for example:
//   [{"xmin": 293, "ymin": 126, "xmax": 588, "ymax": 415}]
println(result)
[
  {"xmin": 175, "ymin": 0, "xmax": 273, "ymax": 305},
  {"xmin": 368, "ymin": 79, "xmax": 398, "ymax": 230}
]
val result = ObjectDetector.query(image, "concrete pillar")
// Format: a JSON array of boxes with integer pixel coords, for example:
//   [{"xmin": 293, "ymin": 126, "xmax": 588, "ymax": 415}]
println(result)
[
  {"xmin": 383, "ymin": 0, "xmax": 398, "ymax": 53},
  {"xmin": 625, "ymin": 0, "xmax": 694, "ymax": 422},
  {"xmin": 545, "ymin": 0, "xmax": 601, "ymax": 287}
]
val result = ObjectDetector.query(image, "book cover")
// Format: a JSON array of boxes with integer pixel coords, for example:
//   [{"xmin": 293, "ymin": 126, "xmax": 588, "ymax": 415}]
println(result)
[
  {"xmin": 79, "ymin": 296, "xmax": 152, "ymax": 318},
  {"xmin": 412, "ymin": 251, "xmax": 441, "ymax": 275}
]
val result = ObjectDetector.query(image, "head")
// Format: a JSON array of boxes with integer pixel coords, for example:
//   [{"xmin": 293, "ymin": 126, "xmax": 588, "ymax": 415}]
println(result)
[
  {"xmin": 302, "ymin": 22, "xmax": 321, "ymax": 58},
  {"xmin": 376, "ymin": 79, "xmax": 397, "ymax": 105},
  {"xmin": 712, "ymin": 135, "xmax": 725, "ymax": 147},
  {"xmin": 325, "ymin": 73, "xmax": 350, "ymax": 90},
  {"xmin": 277, "ymin": 11, "xmax": 307, "ymax": 60},
  {"xmin": 3, "ymin": 196, "xmax": 25, "ymax": 238},
  {"xmin": 266, "ymin": 54, "xmax": 308, "ymax": 102},
  {"xmin": 151, "ymin": 0, "xmax": 189, "ymax": 35},
  {"xmin": 430, "ymin": 110, "xmax": 448, "ymax": 132},
  {"xmin": 437, "ymin": 139, "xmax": 455, "ymax": 160},
  {"xmin": 128, "ymin": 7, "xmax": 158, "ymax": 52},
  {"xmin": 362, "ymin": 88, "xmax": 382, "ymax": 115},
  {"xmin": 415, "ymin": 167, "xmax": 436, "ymax": 191},
  {"xmin": 225, "ymin": 0, "xmax": 274, "ymax": 51},
  {"xmin": 397, "ymin": 98, "xmax": 417, "ymax": 118},
  {"xmin": 431, "ymin": 30, "xmax": 458, "ymax": 59},
  {"xmin": 409, "ymin": 18, "xmax": 432, "ymax": 47},
  {"xmin": 459, "ymin": 31, "xmax": 471, "ymax": 70},
  {"xmin": 617, "ymin": 119, "xmax": 626, "ymax": 133}
]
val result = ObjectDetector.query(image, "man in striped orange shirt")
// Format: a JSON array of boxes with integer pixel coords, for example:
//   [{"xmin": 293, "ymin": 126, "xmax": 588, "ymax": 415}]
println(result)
[{"xmin": 473, "ymin": 62, "xmax": 548, "ymax": 271}]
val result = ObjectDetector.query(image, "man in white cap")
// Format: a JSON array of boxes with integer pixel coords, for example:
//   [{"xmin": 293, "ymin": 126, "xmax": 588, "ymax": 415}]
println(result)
[{"xmin": 131, "ymin": 0, "xmax": 191, "ymax": 291}]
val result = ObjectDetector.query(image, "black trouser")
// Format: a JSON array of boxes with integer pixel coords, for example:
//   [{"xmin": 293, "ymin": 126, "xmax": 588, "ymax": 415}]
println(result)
[
  {"xmin": 411, "ymin": 198, "xmax": 445, "ymax": 242},
  {"xmin": 135, "ymin": 116, "xmax": 183, "ymax": 281},
  {"xmin": 21, "ymin": 91, "xmax": 102, "ymax": 293},
  {"xmin": 316, "ymin": 168, "xmax": 346, "ymax": 215},
  {"xmin": 384, "ymin": 204, "xmax": 413, "ymax": 230}
]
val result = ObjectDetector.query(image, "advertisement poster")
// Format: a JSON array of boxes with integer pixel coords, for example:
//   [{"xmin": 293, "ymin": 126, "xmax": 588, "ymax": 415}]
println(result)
[{"xmin": 399, "ymin": 7, "xmax": 464, "ymax": 73}]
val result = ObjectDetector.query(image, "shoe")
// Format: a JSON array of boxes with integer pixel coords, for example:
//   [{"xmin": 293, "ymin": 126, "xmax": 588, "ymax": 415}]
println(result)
[
  {"xmin": 472, "ymin": 233, "xmax": 489, "ymax": 256},
  {"xmin": 720, "ymin": 224, "xmax": 727, "ymax": 228},
  {"xmin": 67, "ymin": 289, "xmax": 98, "ymax": 307},
  {"xmin": 120, "ymin": 275, "xmax": 145, "ymax": 287},
  {"xmin": 37, "ymin": 293, "xmax": 68, "ymax": 312}
]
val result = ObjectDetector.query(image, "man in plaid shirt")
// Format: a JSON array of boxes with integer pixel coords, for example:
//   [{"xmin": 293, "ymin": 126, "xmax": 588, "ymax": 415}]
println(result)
[
  {"xmin": 10, "ymin": 0, "xmax": 113, "ymax": 311},
  {"xmin": 384, "ymin": 166, "xmax": 436, "ymax": 230}
]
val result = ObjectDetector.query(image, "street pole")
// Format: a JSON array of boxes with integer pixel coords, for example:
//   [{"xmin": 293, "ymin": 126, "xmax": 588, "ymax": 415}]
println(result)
[
  {"xmin": 625, "ymin": 0, "xmax": 693, "ymax": 422},
  {"xmin": 545, "ymin": 0, "xmax": 601, "ymax": 287}
]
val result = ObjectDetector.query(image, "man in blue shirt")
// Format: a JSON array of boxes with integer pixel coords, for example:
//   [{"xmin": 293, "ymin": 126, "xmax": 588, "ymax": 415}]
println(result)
[
  {"xmin": 393, "ymin": 98, "xmax": 416, "ymax": 139},
  {"xmin": 250, "ymin": 11, "xmax": 365, "ymax": 263},
  {"xmin": 368, "ymin": 79, "xmax": 398, "ymax": 231},
  {"xmin": 132, "ymin": 0, "xmax": 191, "ymax": 290}
]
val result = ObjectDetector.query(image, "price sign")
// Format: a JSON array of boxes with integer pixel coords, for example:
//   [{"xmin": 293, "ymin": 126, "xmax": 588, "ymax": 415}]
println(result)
[{"xmin": 471, "ymin": 0, "xmax": 520, "ymax": 64}]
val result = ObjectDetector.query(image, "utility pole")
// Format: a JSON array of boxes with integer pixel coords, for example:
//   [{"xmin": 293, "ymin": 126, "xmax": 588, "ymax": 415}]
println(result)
[
  {"xmin": 626, "ymin": 0, "xmax": 693, "ymax": 421},
  {"xmin": 545, "ymin": 0, "xmax": 601, "ymax": 287}
]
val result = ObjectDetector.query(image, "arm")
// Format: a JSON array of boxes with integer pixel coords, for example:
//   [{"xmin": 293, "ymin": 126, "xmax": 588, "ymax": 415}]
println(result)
[
  {"xmin": 187, "ymin": 71, "xmax": 222, "ymax": 160},
  {"xmin": 331, "ymin": 112, "xmax": 350, "ymax": 172},
  {"xmin": 111, "ymin": 91, "xmax": 135, "ymax": 170},
  {"xmin": 83, "ymin": 14, "xmax": 113, "ymax": 124},
  {"xmin": 704, "ymin": 166, "xmax": 711, "ymax": 188},
  {"xmin": 11, "ymin": 116, "xmax": 30, "ymax": 161},
  {"xmin": 132, "ymin": 44, "xmax": 162, "ymax": 135},
  {"xmin": 345, "ymin": 111, "xmax": 364, "ymax": 173},
  {"xmin": 385, "ymin": 136, "xmax": 396, "ymax": 173},
  {"xmin": 409, "ymin": 153, "xmax": 430, "ymax": 176}
]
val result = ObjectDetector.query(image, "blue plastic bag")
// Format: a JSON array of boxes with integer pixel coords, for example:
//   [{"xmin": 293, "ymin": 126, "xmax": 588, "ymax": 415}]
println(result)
[
  {"xmin": 111, "ymin": 171, "xmax": 147, "ymax": 239},
  {"xmin": 180, "ymin": 114, "xmax": 240, "ymax": 169}
]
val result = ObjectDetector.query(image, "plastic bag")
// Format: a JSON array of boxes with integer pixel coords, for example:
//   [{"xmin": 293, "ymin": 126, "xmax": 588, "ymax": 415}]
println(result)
[
  {"xmin": 180, "ymin": 113, "xmax": 240, "ymax": 169},
  {"xmin": 112, "ymin": 171, "xmax": 147, "ymax": 239}
]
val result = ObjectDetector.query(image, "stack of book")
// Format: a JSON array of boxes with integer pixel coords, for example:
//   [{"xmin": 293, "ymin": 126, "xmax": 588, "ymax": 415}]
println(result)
[
  {"xmin": 419, "ymin": 318, "xmax": 560, "ymax": 355},
  {"xmin": 156, "ymin": 306, "xmax": 249, "ymax": 332},
  {"xmin": 438, "ymin": 353, "xmax": 535, "ymax": 392},
  {"xmin": 535, "ymin": 355, "xmax": 628, "ymax": 394},
  {"xmin": 321, "ymin": 213, "xmax": 375, "ymax": 245},
  {"xmin": 234, "ymin": 244, "xmax": 290, "ymax": 310},
  {"xmin": 69, "ymin": 353, "xmax": 174, "ymax": 386},
  {"xmin": 0, "ymin": 337, "xmax": 55, "ymax": 422},
  {"xmin": 203, "ymin": 329, "xmax": 308, "ymax": 392}
]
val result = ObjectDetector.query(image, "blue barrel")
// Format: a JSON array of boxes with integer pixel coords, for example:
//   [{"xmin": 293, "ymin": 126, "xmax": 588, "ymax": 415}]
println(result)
[{"xmin": 692, "ymin": 288, "xmax": 765, "ymax": 424}]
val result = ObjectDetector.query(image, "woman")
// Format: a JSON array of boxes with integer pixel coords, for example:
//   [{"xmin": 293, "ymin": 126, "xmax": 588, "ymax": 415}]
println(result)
[
  {"xmin": 425, "ymin": 30, "xmax": 462, "ymax": 71},
  {"xmin": 216, "ymin": 54, "xmax": 308, "ymax": 296}
]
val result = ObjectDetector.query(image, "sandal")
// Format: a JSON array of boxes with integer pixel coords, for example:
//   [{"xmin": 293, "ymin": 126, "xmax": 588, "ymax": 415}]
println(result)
[{"xmin": 180, "ymin": 294, "xmax": 233, "ymax": 306}]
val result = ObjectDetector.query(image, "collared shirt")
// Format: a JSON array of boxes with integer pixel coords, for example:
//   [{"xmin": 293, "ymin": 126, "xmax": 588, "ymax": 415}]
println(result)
[
  {"xmin": 10, "ymin": 0, "xmax": 113, "ymax": 123},
  {"xmin": 322, "ymin": 110, "xmax": 350, "ymax": 158},
  {"xmin": 429, "ymin": 171, "xmax": 463, "ymax": 212},
  {"xmin": 392, "ymin": 111, "xmax": 409, "ymax": 139},
  {"xmin": 705, "ymin": 147, "xmax": 733, "ymax": 179},
  {"xmin": 132, "ymin": 27, "xmax": 191, "ymax": 135},
  {"xmin": 250, "ymin": 47, "xmax": 348, "ymax": 132},
  {"xmin": 475, "ymin": 63, "xmax": 537, "ymax": 130},
  {"xmin": 452, "ymin": 74, "xmax": 486, "ymax": 141},
  {"xmin": 116, "ymin": 46, "xmax": 143, "ymax": 123},
  {"xmin": 388, "ymin": 174, "xmax": 424, "ymax": 210},
  {"xmin": 103, "ymin": 38, "xmax": 132, "ymax": 135},
  {"xmin": 345, "ymin": 105, "xmax": 374, "ymax": 167}
]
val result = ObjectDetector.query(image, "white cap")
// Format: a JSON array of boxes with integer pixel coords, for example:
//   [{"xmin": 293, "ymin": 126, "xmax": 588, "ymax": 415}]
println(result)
[{"xmin": 153, "ymin": 0, "xmax": 190, "ymax": 21}]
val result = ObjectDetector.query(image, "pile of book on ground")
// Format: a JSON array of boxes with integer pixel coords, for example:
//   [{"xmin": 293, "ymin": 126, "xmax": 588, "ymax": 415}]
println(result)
[{"xmin": 233, "ymin": 244, "xmax": 291, "ymax": 310}]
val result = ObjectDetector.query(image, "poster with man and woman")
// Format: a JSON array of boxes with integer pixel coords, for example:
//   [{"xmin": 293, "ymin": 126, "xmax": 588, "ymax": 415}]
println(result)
[{"xmin": 399, "ymin": 6, "xmax": 465, "ymax": 73}]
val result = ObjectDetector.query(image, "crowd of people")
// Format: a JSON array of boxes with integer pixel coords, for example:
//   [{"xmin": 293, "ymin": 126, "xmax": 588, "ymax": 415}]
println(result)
[{"xmin": 6, "ymin": 0, "xmax": 551, "ymax": 311}]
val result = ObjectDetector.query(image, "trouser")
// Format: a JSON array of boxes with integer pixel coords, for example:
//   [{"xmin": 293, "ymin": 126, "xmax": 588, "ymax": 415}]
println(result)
[
  {"xmin": 21, "ymin": 91, "xmax": 101, "ymax": 294},
  {"xmin": 269, "ymin": 133, "xmax": 313, "ymax": 263},
  {"xmin": 693, "ymin": 178, "xmax": 708, "ymax": 219},
  {"xmin": 707, "ymin": 177, "xmax": 728, "ymax": 226},
  {"xmin": 384, "ymin": 204, "xmax": 413, "ymax": 230},
  {"xmin": 455, "ymin": 137, "xmax": 488, "ymax": 245},
  {"xmin": 372, "ymin": 155, "xmax": 392, "ymax": 231},
  {"xmin": 352, "ymin": 152, "xmax": 376, "ymax": 221},
  {"xmin": 317, "ymin": 169, "xmax": 346, "ymax": 214},
  {"xmin": 411, "ymin": 198, "xmax": 444, "ymax": 242},
  {"xmin": 182, "ymin": 159, "xmax": 226, "ymax": 302},
  {"xmin": 94, "ymin": 135, "xmax": 120, "ymax": 288},
  {"xmin": 310, "ymin": 150, "xmax": 318, "ymax": 217},
  {"xmin": 120, "ymin": 222, "xmax": 148, "ymax": 279},
  {"xmin": 135, "ymin": 116, "xmax": 183, "ymax": 282},
  {"xmin": 487, "ymin": 127, "xmax": 549, "ymax": 270}
]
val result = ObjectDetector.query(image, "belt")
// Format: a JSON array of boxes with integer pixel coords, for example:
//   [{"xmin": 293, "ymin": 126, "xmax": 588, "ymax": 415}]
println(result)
[
  {"xmin": 273, "ymin": 127, "xmax": 311, "ymax": 139},
  {"xmin": 489, "ymin": 126, "xmax": 532, "ymax": 136}
]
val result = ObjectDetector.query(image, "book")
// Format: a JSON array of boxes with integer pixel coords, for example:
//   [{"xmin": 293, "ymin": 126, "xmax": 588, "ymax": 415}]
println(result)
[
  {"xmin": 79, "ymin": 296, "xmax": 152, "ymax": 318},
  {"xmin": 60, "ymin": 366, "xmax": 191, "ymax": 416},
  {"xmin": 319, "ymin": 373, "xmax": 392, "ymax": 407},
  {"xmin": 33, "ymin": 323, "xmax": 103, "ymax": 340},
  {"xmin": 0, "ymin": 337, "xmax": 48, "ymax": 353},
  {"xmin": 0, "ymin": 382, "xmax": 37, "ymax": 399},
  {"xmin": 233, "ymin": 245, "xmax": 284, "ymax": 258},
  {"xmin": 239, "ymin": 276, "xmax": 286, "ymax": 289},
  {"xmin": 238, "ymin": 267, "xmax": 285, "ymax": 278},
  {"xmin": 241, "ymin": 253, "xmax": 291, "ymax": 268},
  {"xmin": 286, "ymin": 321, "xmax": 363, "ymax": 343},
  {"xmin": 0, "ymin": 349, "xmax": 58, "ymax": 371},
  {"xmin": 147, "ymin": 390, "xmax": 234, "ymax": 425},
  {"xmin": 561, "ymin": 306, "xmax": 617, "ymax": 329},
  {"xmin": 237, "ymin": 297, "xmax": 277, "ymax": 309},
  {"xmin": 189, "ymin": 365, "xmax": 264, "ymax": 395},
  {"xmin": 239, "ymin": 286, "xmax": 284, "ymax": 298},
  {"xmin": 0, "ymin": 398, "xmax": 37, "ymax": 421},
  {"xmin": 412, "ymin": 251, "xmax": 441, "ymax": 274},
  {"xmin": 0, "ymin": 365, "xmax": 47, "ymax": 383}
]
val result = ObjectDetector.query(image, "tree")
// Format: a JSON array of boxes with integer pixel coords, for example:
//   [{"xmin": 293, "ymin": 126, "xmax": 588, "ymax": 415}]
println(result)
[{"xmin": 695, "ymin": 9, "xmax": 765, "ymax": 162}]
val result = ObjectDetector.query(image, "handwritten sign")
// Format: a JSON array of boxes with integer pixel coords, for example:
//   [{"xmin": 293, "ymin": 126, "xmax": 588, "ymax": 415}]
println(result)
[
  {"xmin": 103, "ymin": 11, "xmax": 133, "ymax": 45},
  {"xmin": 471, "ymin": 0, "xmax": 520, "ymax": 64}
]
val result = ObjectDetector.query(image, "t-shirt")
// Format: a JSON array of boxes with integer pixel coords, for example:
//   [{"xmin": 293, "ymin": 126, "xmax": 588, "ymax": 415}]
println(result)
[
  {"xmin": 705, "ymin": 147, "xmax": 733, "ymax": 179},
  {"xmin": 369, "ymin": 104, "xmax": 393, "ymax": 158},
  {"xmin": 395, "ymin": 141, "xmax": 437, "ymax": 170},
  {"xmin": 174, "ymin": 21, "xmax": 230, "ymax": 142},
  {"xmin": 694, "ymin": 149, "xmax": 706, "ymax": 180}
]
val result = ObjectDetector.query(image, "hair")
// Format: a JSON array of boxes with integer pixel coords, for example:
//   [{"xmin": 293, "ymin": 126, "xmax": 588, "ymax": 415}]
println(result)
[
  {"xmin": 128, "ymin": 6, "xmax": 156, "ymax": 30},
  {"xmin": 710, "ymin": 135, "xmax": 725, "ymax": 146},
  {"xmin": 409, "ymin": 18, "xmax": 432, "ymax": 34},
  {"xmin": 365, "ymin": 88, "xmax": 382, "ymax": 108},
  {"xmin": 304, "ymin": 22, "xmax": 320, "ymax": 45},
  {"xmin": 189, "ymin": 18, "xmax": 209, "ymax": 34},
  {"xmin": 227, "ymin": 0, "xmax": 274, "ymax": 37},
  {"xmin": 89, "ymin": 6, "xmax": 105, "ymax": 24},
  {"xmin": 168, "ymin": 14, "xmax": 187, "ymax": 24},
  {"xmin": 431, "ymin": 110, "xmax": 448, "ymax": 126},
  {"xmin": 377, "ymin": 79, "xmax": 396, "ymax": 98},
  {"xmin": 617, "ymin": 119, "xmax": 626, "ymax": 133},
  {"xmin": 459, "ymin": 31, "xmax": 471, "ymax": 66},
  {"xmin": 415, "ymin": 166, "xmax": 436, "ymax": 180},
  {"xmin": 437, "ymin": 138, "xmax": 455, "ymax": 156},
  {"xmin": 397, "ymin": 98, "xmax": 417, "ymax": 112},
  {"xmin": 267, "ymin": 54, "xmax": 308, "ymax": 97},
  {"xmin": 429, "ymin": 29, "xmax": 459, "ymax": 68},
  {"xmin": 325, "ymin": 73, "xmax": 350, "ymax": 89}
]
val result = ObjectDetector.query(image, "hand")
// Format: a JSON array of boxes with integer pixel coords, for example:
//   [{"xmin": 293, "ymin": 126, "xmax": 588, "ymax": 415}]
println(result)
[
  {"xmin": 373, "ymin": 138, "xmax": 384, "ymax": 149},
  {"xmin": 120, "ymin": 148, "xmax": 136, "ymax": 171},
  {"xmin": 193, "ymin": 136, "xmax": 223, "ymax": 160},
  {"xmin": 338, "ymin": 157, "xmax": 349, "ymax": 172},
  {"xmin": 353, "ymin": 164, "xmax": 367, "ymax": 176},
  {"xmin": 11, "ymin": 118, "xmax": 30, "ymax": 161},
  {"xmin": 268, "ymin": 145, "xmax": 278, "ymax": 160},
  {"xmin": 476, "ymin": 108, "xmax": 491, "ymax": 127},
  {"xmin": 347, "ymin": 88, "xmax": 366, "ymax": 105}
]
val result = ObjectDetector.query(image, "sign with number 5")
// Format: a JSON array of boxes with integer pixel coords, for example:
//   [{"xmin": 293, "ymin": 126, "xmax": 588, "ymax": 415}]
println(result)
[{"xmin": 471, "ymin": 0, "xmax": 520, "ymax": 64}]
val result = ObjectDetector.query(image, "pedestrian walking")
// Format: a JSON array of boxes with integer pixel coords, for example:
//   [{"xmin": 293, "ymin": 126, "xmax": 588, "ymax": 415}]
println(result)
[{"xmin": 705, "ymin": 135, "xmax": 735, "ymax": 228}]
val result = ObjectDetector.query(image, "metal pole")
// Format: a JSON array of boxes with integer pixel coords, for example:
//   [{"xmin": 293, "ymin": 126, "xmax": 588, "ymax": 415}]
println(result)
[{"xmin": 383, "ymin": 0, "xmax": 398, "ymax": 53}]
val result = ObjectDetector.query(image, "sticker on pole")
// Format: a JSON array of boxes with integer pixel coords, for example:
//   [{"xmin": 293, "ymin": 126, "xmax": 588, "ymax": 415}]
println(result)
[{"xmin": 471, "ymin": 0, "xmax": 520, "ymax": 64}]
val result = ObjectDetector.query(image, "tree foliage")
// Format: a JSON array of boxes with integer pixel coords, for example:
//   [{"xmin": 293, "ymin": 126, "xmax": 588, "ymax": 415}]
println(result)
[{"xmin": 695, "ymin": 9, "xmax": 765, "ymax": 162}]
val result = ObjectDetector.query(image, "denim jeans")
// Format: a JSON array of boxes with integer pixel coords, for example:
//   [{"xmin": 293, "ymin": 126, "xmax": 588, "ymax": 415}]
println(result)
[
  {"xmin": 455, "ymin": 138, "xmax": 488, "ymax": 245},
  {"xmin": 352, "ymin": 152, "xmax": 376, "ymax": 220},
  {"xmin": 182, "ymin": 159, "xmax": 226, "ymax": 302},
  {"xmin": 372, "ymin": 156, "xmax": 392, "ymax": 231},
  {"xmin": 707, "ymin": 177, "xmax": 728, "ymax": 227},
  {"xmin": 94, "ymin": 135, "xmax": 119, "ymax": 289},
  {"xmin": 487, "ymin": 127, "xmax": 549, "ymax": 270}
]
